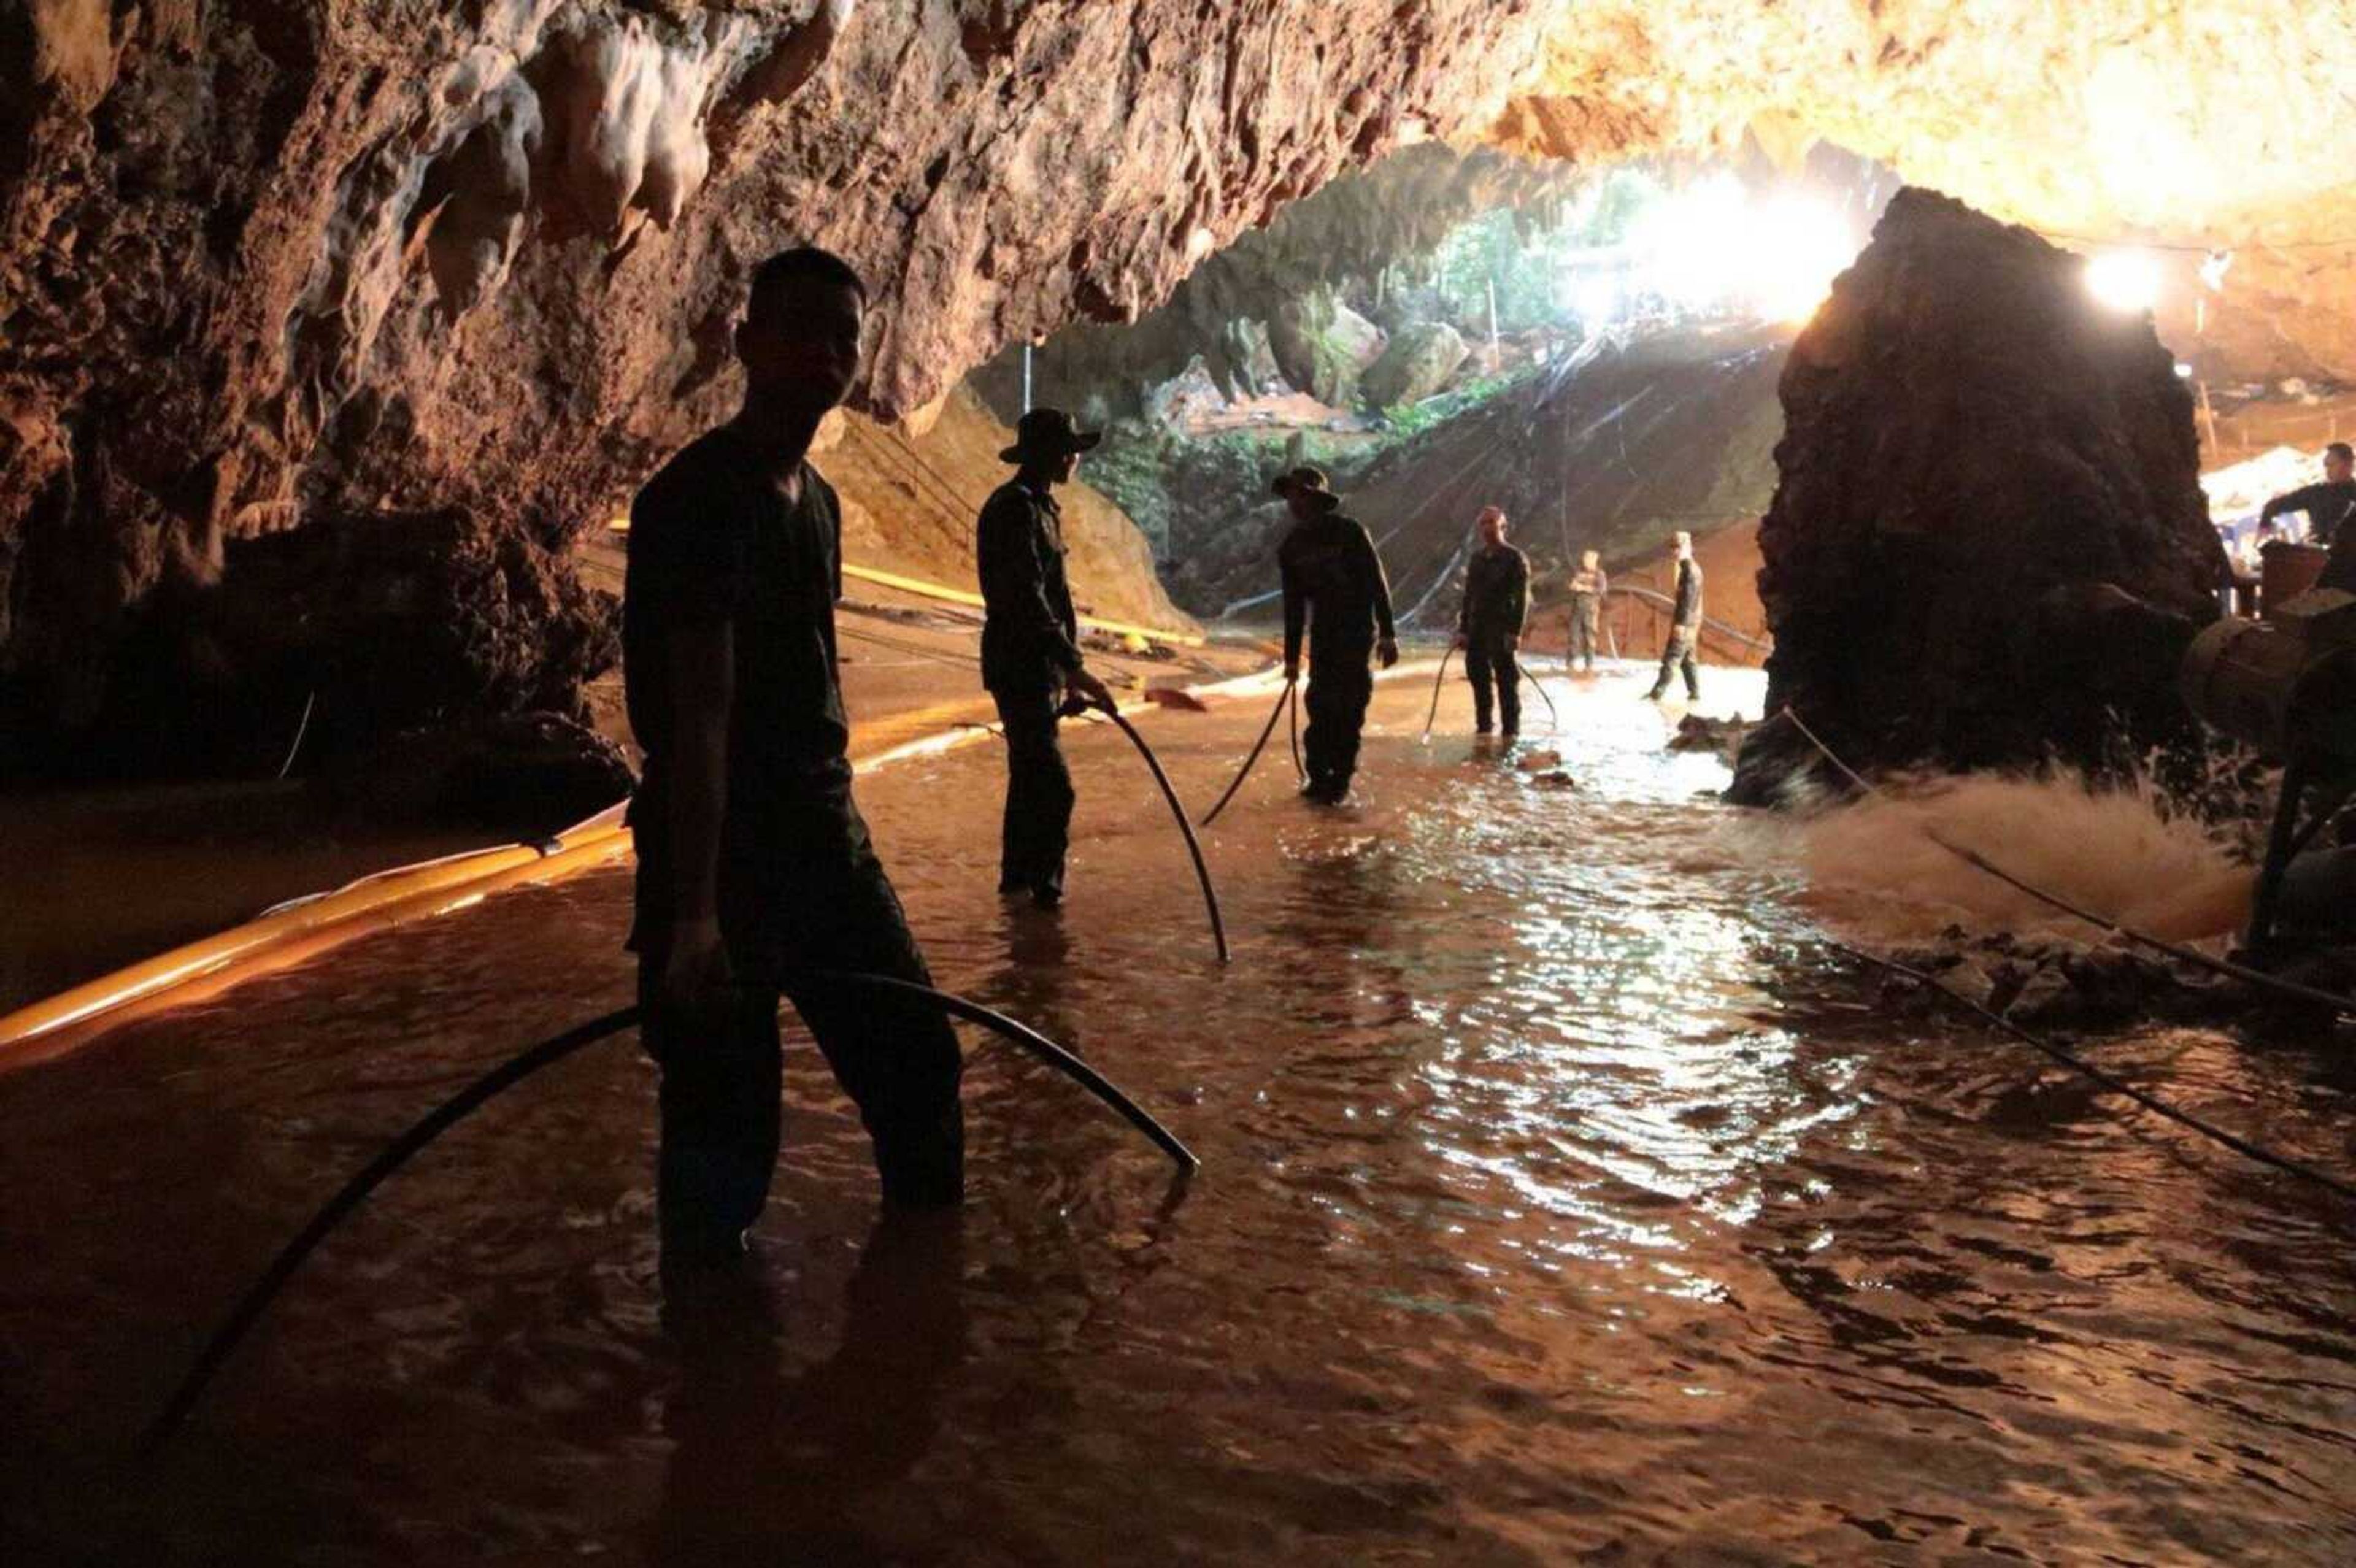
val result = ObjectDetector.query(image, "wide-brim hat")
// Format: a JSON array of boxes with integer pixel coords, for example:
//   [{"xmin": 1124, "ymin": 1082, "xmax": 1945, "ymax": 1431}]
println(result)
[
  {"xmin": 999, "ymin": 407, "xmax": 1103, "ymax": 464},
  {"xmin": 1271, "ymin": 465, "xmax": 1340, "ymax": 513}
]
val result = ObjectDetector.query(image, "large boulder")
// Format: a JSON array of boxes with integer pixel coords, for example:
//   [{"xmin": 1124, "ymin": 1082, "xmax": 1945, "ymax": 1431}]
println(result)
[
  {"xmin": 1267, "ymin": 288, "xmax": 1387, "ymax": 407},
  {"xmin": 1729, "ymin": 188, "xmax": 2224, "ymax": 804},
  {"xmin": 1361, "ymin": 321, "xmax": 1469, "ymax": 410}
]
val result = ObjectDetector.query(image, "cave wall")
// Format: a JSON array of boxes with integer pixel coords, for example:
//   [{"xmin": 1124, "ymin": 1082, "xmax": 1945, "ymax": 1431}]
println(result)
[
  {"xmin": 2, "ymin": 0, "xmax": 1552, "ymax": 765},
  {"xmin": 1730, "ymin": 189, "xmax": 2224, "ymax": 802}
]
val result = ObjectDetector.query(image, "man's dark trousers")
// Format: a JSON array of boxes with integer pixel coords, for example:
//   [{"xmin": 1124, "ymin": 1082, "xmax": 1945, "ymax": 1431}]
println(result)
[
  {"xmin": 1650, "ymin": 628, "xmax": 1700, "ymax": 701},
  {"xmin": 991, "ymin": 684, "xmax": 1074, "ymax": 899},
  {"xmin": 638, "ymin": 791, "xmax": 964, "ymax": 1251},
  {"xmin": 1304, "ymin": 641, "xmax": 1374, "ymax": 796},
  {"xmin": 1465, "ymin": 634, "xmax": 1521, "ymax": 734}
]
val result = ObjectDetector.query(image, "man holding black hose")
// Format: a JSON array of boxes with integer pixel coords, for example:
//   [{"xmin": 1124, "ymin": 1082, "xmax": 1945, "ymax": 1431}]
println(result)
[
  {"xmin": 977, "ymin": 407, "xmax": 1117, "ymax": 910},
  {"xmin": 1276, "ymin": 466, "xmax": 1399, "ymax": 802},
  {"xmin": 1453, "ymin": 505, "xmax": 1530, "ymax": 739},
  {"xmin": 623, "ymin": 247, "xmax": 964, "ymax": 1272}
]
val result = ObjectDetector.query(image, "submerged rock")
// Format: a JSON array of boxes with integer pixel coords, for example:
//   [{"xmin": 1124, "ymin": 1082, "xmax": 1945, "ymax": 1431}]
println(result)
[{"xmin": 1730, "ymin": 189, "xmax": 2224, "ymax": 805}]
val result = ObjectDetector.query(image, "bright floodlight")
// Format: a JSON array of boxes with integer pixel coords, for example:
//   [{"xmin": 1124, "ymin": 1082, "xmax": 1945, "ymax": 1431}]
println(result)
[
  {"xmin": 1750, "ymin": 193, "xmax": 1855, "ymax": 325},
  {"xmin": 1618, "ymin": 175, "xmax": 1859, "ymax": 326},
  {"xmin": 2085, "ymin": 250, "xmax": 2161, "ymax": 313}
]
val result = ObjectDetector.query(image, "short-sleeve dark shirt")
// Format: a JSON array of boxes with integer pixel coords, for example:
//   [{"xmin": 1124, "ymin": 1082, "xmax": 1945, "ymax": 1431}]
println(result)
[{"xmin": 622, "ymin": 428, "xmax": 851, "ymax": 948}]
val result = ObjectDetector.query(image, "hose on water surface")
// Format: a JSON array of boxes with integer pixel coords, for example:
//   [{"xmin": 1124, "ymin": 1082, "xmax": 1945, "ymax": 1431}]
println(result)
[
  {"xmin": 1199, "ymin": 680, "xmax": 1295, "ymax": 829},
  {"xmin": 1420, "ymin": 647, "xmax": 1453, "ymax": 740},
  {"xmin": 1287, "ymin": 682, "xmax": 1305, "ymax": 784},
  {"xmin": 142, "ymin": 972, "xmax": 1198, "ymax": 1454},
  {"xmin": 1095, "ymin": 707, "xmax": 1230, "ymax": 964},
  {"xmin": 1517, "ymin": 657, "xmax": 1561, "ymax": 734}
]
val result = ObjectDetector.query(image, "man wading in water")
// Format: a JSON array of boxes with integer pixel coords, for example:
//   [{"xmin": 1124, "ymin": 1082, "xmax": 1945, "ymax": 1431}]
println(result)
[
  {"xmin": 623, "ymin": 247, "xmax": 964, "ymax": 1272},
  {"xmin": 1275, "ymin": 466, "xmax": 1398, "ymax": 803},
  {"xmin": 1644, "ymin": 529, "xmax": 1704, "ymax": 704},
  {"xmin": 977, "ymin": 407, "xmax": 1116, "ymax": 909},
  {"xmin": 1453, "ymin": 505, "xmax": 1531, "ymax": 740}
]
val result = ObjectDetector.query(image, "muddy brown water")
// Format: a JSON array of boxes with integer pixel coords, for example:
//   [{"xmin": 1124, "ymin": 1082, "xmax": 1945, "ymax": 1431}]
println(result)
[{"xmin": 4, "ymin": 666, "xmax": 2354, "ymax": 1563}]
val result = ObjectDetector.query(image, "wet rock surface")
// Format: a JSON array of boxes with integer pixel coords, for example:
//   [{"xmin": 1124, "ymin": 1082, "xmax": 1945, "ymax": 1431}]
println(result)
[
  {"xmin": 317, "ymin": 711, "xmax": 634, "ymax": 836},
  {"xmin": 2, "ymin": 2, "xmax": 1546, "ymax": 763},
  {"xmin": 1731, "ymin": 190, "xmax": 2225, "ymax": 804}
]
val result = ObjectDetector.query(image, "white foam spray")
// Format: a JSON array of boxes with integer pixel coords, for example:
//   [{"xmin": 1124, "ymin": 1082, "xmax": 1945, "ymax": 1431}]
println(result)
[{"xmin": 1769, "ymin": 769, "xmax": 2255, "ymax": 949}]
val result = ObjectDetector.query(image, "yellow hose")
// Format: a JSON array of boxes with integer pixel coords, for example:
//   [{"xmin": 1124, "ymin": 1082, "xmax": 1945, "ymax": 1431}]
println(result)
[
  {"xmin": 0, "ymin": 651, "xmax": 1371, "ymax": 1067},
  {"xmin": 611, "ymin": 518, "xmax": 1204, "ymax": 648}
]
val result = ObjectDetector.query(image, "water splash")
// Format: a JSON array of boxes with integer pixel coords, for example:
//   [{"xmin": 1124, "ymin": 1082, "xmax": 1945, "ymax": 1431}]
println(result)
[{"xmin": 1776, "ymin": 767, "xmax": 2255, "ymax": 946}]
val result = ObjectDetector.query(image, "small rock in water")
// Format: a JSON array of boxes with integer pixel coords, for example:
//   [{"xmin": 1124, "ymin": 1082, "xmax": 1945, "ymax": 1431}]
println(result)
[
  {"xmin": 1668, "ymin": 713, "xmax": 1752, "ymax": 764},
  {"xmin": 1514, "ymin": 749, "xmax": 1564, "ymax": 771},
  {"xmin": 1528, "ymin": 769, "xmax": 1577, "ymax": 790}
]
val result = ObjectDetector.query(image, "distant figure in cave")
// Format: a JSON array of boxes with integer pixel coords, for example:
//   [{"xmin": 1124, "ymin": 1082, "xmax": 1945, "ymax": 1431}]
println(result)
[
  {"xmin": 622, "ymin": 246, "xmax": 964, "ymax": 1272},
  {"xmin": 976, "ymin": 407, "xmax": 1116, "ymax": 909},
  {"xmin": 1567, "ymin": 548, "xmax": 1609, "ymax": 673},
  {"xmin": 1275, "ymin": 466, "xmax": 1399, "ymax": 803},
  {"xmin": 1453, "ymin": 506, "xmax": 1530, "ymax": 739},
  {"xmin": 1644, "ymin": 530, "xmax": 1704, "ymax": 704},
  {"xmin": 2258, "ymin": 441, "xmax": 2356, "ymax": 549}
]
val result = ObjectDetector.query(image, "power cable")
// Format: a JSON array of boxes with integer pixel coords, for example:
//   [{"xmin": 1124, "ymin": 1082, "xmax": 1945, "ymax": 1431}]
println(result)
[{"xmin": 1836, "ymin": 940, "xmax": 2356, "ymax": 1203}]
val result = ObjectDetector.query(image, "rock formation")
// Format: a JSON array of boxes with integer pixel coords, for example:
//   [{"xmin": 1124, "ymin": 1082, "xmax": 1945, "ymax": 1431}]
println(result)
[
  {"xmin": 1266, "ymin": 288, "xmax": 1386, "ymax": 409},
  {"xmin": 1730, "ymin": 190, "xmax": 2225, "ymax": 804},
  {"xmin": 1361, "ymin": 321, "xmax": 1470, "ymax": 410},
  {"xmin": 5, "ymin": 2, "xmax": 2350, "ymax": 778}
]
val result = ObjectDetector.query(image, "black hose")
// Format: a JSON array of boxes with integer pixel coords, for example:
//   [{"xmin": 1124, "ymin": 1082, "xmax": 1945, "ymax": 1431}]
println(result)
[
  {"xmin": 1287, "ymin": 681, "xmax": 1304, "ymax": 784},
  {"xmin": 1199, "ymin": 680, "xmax": 1293, "ymax": 829},
  {"xmin": 1516, "ymin": 656, "xmax": 1560, "ymax": 733},
  {"xmin": 1098, "ymin": 708, "xmax": 1230, "ymax": 964},
  {"xmin": 1421, "ymin": 647, "xmax": 1453, "ymax": 740},
  {"xmin": 142, "ymin": 974, "xmax": 1198, "ymax": 1453}
]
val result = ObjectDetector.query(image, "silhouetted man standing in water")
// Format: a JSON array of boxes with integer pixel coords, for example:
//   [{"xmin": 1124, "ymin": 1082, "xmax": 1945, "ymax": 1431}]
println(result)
[
  {"xmin": 1276, "ymin": 466, "xmax": 1398, "ymax": 803},
  {"xmin": 623, "ymin": 247, "xmax": 963, "ymax": 1271},
  {"xmin": 1644, "ymin": 529, "xmax": 1704, "ymax": 704},
  {"xmin": 1453, "ymin": 505, "xmax": 1530, "ymax": 739},
  {"xmin": 977, "ymin": 407, "xmax": 1115, "ymax": 909}
]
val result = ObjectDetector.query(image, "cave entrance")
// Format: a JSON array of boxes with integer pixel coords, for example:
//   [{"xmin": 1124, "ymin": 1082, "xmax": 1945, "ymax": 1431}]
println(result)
[{"xmin": 955, "ymin": 140, "xmax": 1891, "ymax": 664}]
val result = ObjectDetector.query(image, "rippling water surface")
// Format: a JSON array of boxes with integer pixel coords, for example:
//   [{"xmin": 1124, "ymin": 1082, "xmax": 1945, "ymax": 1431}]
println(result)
[{"xmin": 5, "ymin": 666, "xmax": 2354, "ymax": 1564}]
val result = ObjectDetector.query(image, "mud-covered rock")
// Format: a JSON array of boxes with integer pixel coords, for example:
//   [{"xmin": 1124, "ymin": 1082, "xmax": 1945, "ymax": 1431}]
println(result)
[{"xmin": 1731, "ymin": 190, "xmax": 2224, "ymax": 805}]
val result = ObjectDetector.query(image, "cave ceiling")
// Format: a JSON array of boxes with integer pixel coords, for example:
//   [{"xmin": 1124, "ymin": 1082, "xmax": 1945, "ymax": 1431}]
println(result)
[{"xmin": 3, "ymin": 0, "xmax": 2352, "ymax": 706}]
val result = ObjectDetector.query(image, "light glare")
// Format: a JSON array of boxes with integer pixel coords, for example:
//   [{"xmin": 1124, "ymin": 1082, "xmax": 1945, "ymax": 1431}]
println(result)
[{"xmin": 2085, "ymin": 249, "xmax": 2161, "ymax": 313}]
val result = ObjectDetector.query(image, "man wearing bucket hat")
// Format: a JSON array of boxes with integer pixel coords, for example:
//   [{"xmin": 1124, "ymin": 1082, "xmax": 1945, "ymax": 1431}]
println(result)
[
  {"xmin": 1274, "ymin": 466, "xmax": 1398, "ymax": 803},
  {"xmin": 977, "ymin": 407, "xmax": 1116, "ymax": 908}
]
